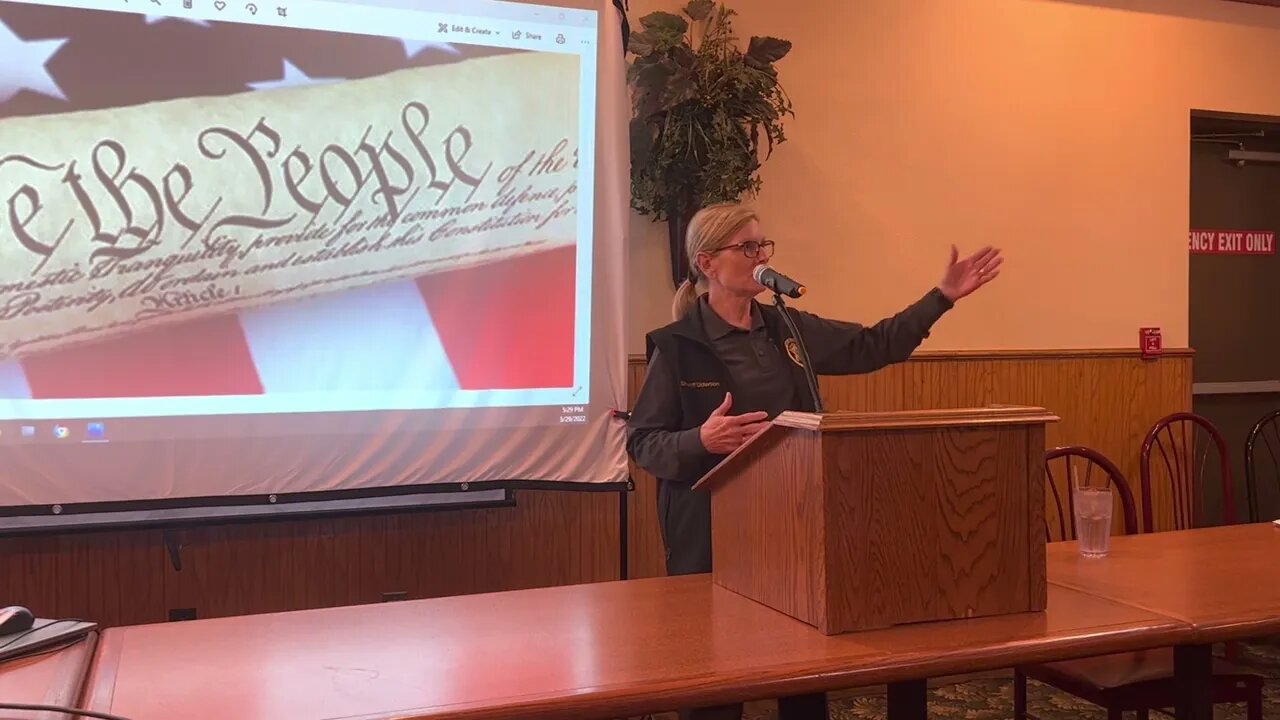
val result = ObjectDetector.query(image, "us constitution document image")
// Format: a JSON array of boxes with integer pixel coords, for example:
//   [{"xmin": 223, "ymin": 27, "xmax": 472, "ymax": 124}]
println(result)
[{"xmin": 0, "ymin": 50, "xmax": 581, "ymax": 363}]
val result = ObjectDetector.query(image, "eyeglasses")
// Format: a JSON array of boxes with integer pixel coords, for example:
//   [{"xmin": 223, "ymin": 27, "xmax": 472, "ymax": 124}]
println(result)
[{"xmin": 712, "ymin": 240, "xmax": 775, "ymax": 259}]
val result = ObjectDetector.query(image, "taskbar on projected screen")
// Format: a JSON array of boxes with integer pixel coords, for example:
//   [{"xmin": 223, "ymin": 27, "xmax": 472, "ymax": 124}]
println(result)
[{"xmin": 0, "ymin": 404, "xmax": 596, "ymax": 444}]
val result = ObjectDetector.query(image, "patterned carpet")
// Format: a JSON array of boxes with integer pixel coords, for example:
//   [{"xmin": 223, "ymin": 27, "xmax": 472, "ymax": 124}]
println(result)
[{"xmin": 643, "ymin": 641, "xmax": 1280, "ymax": 720}]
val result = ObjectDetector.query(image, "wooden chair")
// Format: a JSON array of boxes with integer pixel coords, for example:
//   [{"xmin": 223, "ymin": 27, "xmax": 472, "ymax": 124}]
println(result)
[
  {"xmin": 1039, "ymin": 445, "xmax": 1137, "ymax": 542},
  {"xmin": 1139, "ymin": 411, "xmax": 1235, "ymax": 532},
  {"xmin": 1244, "ymin": 408, "xmax": 1280, "ymax": 523},
  {"xmin": 1245, "ymin": 409, "xmax": 1280, "ymax": 648},
  {"xmin": 1013, "ymin": 440, "xmax": 1263, "ymax": 720}
]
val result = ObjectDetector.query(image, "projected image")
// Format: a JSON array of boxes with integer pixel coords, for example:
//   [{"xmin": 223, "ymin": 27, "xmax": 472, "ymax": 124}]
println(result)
[
  {"xmin": 0, "ymin": 0, "xmax": 623, "ymax": 522},
  {"xmin": 0, "ymin": 1, "xmax": 590, "ymax": 422}
]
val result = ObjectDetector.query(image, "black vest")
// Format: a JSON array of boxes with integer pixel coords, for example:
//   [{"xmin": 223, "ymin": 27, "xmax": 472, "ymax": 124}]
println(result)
[{"xmin": 644, "ymin": 299, "xmax": 816, "ymax": 482}]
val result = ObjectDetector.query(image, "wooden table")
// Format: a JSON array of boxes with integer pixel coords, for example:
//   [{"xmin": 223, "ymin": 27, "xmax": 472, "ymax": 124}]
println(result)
[
  {"xmin": 82, "ymin": 576, "xmax": 1187, "ymax": 720},
  {"xmin": 1049, "ymin": 522, "xmax": 1280, "ymax": 642},
  {"xmin": 1047, "ymin": 522, "xmax": 1280, "ymax": 720},
  {"xmin": 0, "ymin": 632, "xmax": 97, "ymax": 720}
]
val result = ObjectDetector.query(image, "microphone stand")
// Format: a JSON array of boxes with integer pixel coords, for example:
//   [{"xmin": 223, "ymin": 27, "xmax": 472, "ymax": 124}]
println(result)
[{"xmin": 772, "ymin": 292, "xmax": 825, "ymax": 414}]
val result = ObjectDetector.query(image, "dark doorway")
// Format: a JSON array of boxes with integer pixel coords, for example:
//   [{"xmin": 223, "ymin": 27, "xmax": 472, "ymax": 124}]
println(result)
[{"xmin": 1189, "ymin": 110, "xmax": 1280, "ymax": 524}]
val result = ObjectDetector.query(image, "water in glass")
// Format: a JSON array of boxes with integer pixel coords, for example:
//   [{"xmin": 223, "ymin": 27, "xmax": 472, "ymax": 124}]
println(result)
[{"xmin": 1073, "ymin": 486, "xmax": 1113, "ymax": 557}]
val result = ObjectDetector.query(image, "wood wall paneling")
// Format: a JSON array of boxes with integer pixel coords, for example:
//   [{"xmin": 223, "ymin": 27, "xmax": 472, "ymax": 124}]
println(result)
[
  {"xmin": 0, "ymin": 350, "xmax": 1191, "ymax": 628},
  {"xmin": 1, "ymin": 491, "xmax": 620, "ymax": 627}
]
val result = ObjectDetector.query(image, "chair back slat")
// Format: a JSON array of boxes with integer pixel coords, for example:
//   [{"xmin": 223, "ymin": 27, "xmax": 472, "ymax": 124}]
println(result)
[{"xmin": 1044, "ymin": 461, "xmax": 1068, "ymax": 541}]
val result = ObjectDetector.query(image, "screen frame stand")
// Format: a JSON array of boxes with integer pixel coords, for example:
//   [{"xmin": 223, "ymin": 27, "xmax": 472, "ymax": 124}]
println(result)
[
  {"xmin": 618, "ymin": 479, "xmax": 631, "ymax": 581},
  {"xmin": 772, "ymin": 292, "xmax": 825, "ymax": 414}
]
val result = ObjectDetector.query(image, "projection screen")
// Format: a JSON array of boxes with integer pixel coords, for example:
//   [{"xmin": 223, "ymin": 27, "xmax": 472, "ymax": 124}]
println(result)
[{"xmin": 0, "ymin": 0, "xmax": 629, "ymax": 531}]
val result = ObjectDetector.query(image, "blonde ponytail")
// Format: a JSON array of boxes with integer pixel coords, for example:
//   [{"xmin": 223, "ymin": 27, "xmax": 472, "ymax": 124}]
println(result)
[
  {"xmin": 669, "ymin": 203, "xmax": 759, "ymax": 321},
  {"xmin": 671, "ymin": 278, "xmax": 700, "ymax": 321}
]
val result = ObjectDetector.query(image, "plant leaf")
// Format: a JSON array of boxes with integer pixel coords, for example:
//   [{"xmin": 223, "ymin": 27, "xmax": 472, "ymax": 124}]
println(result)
[
  {"xmin": 745, "ymin": 36, "xmax": 792, "ymax": 68},
  {"xmin": 639, "ymin": 11, "xmax": 688, "ymax": 39},
  {"xmin": 630, "ymin": 117, "xmax": 655, "ymax": 164},
  {"xmin": 636, "ymin": 87, "xmax": 665, "ymax": 119},
  {"xmin": 662, "ymin": 68, "xmax": 699, "ymax": 110},
  {"xmin": 626, "ymin": 54, "xmax": 659, "ymax": 83},
  {"xmin": 684, "ymin": 0, "xmax": 714, "ymax": 21},
  {"xmin": 634, "ymin": 60, "xmax": 674, "ymax": 90},
  {"xmin": 670, "ymin": 45, "xmax": 696, "ymax": 69},
  {"xmin": 627, "ymin": 30, "xmax": 656, "ymax": 57}
]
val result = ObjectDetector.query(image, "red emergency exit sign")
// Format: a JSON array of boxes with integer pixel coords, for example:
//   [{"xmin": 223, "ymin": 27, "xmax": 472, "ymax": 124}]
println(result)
[{"xmin": 1188, "ymin": 229, "xmax": 1276, "ymax": 255}]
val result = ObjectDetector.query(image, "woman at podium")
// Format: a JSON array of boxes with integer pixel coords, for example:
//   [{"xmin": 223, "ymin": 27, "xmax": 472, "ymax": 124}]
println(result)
[{"xmin": 625, "ymin": 202, "xmax": 1001, "ymax": 720}]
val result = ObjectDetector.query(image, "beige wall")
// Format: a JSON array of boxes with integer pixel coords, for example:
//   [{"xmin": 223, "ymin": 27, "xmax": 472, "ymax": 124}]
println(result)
[{"xmin": 624, "ymin": 0, "xmax": 1280, "ymax": 354}]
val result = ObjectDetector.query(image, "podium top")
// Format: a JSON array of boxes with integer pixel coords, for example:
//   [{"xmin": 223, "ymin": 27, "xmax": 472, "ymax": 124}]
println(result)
[
  {"xmin": 773, "ymin": 405, "xmax": 1060, "ymax": 432},
  {"xmin": 692, "ymin": 405, "xmax": 1058, "ymax": 491}
]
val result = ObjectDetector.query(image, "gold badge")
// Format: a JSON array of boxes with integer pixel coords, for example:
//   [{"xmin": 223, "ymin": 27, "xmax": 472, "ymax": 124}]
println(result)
[{"xmin": 784, "ymin": 338, "xmax": 804, "ymax": 367}]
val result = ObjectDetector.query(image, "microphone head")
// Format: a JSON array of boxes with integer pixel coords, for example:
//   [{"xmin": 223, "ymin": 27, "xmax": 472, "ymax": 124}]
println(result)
[{"xmin": 753, "ymin": 265, "xmax": 806, "ymax": 298}]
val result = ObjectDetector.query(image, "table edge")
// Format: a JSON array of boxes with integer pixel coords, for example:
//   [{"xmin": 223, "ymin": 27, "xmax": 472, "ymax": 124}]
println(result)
[
  {"xmin": 332, "ymin": 619, "xmax": 1193, "ymax": 720},
  {"xmin": 81, "ymin": 627, "xmax": 125, "ymax": 715},
  {"xmin": 36, "ymin": 630, "xmax": 98, "ymax": 714},
  {"xmin": 1180, "ymin": 617, "xmax": 1280, "ymax": 644}
]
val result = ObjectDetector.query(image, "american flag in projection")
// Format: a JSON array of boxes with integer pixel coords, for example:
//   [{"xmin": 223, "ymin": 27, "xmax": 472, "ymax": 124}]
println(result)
[{"xmin": 0, "ymin": 3, "xmax": 577, "ymax": 401}]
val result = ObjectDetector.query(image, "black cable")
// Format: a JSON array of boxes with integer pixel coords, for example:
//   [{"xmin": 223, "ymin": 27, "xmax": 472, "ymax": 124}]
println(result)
[
  {"xmin": 0, "ymin": 635, "xmax": 82, "ymax": 664},
  {"xmin": 772, "ymin": 293, "xmax": 824, "ymax": 413},
  {"xmin": 612, "ymin": 0, "xmax": 629, "ymax": 54},
  {"xmin": 0, "ymin": 618, "xmax": 89, "ymax": 651},
  {"xmin": 0, "ymin": 704, "xmax": 131, "ymax": 720}
]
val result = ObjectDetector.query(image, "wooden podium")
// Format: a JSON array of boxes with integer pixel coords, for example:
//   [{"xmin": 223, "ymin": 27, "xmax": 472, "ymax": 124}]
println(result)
[{"xmin": 692, "ymin": 405, "xmax": 1058, "ymax": 635}]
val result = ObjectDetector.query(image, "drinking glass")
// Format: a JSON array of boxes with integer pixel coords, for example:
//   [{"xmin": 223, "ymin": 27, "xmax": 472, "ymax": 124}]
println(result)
[{"xmin": 1073, "ymin": 485, "xmax": 1113, "ymax": 558}]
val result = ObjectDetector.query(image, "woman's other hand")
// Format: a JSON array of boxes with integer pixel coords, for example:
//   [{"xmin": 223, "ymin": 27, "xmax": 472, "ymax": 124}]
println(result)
[{"xmin": 699, "ymin": 392, "xmax": 770, "ymax": 454}]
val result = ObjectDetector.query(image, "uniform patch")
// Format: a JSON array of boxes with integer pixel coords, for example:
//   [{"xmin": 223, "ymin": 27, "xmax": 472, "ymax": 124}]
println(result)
[{"xmin": 784, "ymin": 338, "xmax": 804, "ymax": 367}]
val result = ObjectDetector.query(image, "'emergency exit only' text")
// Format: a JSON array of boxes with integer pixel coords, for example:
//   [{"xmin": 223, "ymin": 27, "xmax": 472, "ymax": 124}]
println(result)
[{"xmin": 1188, "ymin": 230, "xmax": 1276, "ymax": 255}]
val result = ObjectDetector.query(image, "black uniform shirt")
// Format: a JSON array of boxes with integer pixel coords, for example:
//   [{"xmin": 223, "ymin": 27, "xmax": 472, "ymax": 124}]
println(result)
[{"xmin": 627, "ymin": 288, "xmax": 954, "ymax": 483}]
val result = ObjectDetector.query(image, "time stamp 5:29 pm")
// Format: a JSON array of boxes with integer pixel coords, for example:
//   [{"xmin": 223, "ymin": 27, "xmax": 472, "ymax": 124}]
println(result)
[{"xmin": 559, "ymin": 405, "xmax": 587, "ymax": 423}]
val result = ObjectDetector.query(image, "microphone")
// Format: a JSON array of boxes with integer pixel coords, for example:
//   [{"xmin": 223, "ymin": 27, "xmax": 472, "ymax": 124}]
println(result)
[
  {"xmin": 753, "ymin": 265, "xmax": 806, "ymax": 299},
  {"xmin": 755, "ymin": 264, "xmax": 824, "ymax": 413}
]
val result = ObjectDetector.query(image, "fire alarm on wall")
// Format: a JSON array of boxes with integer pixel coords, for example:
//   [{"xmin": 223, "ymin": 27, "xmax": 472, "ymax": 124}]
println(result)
[{"xmin": 1140, "ymin": 327, "xmax": 1162, "ymax": 359}]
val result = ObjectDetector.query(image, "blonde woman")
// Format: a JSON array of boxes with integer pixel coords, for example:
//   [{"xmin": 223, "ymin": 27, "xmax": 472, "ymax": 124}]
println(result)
[{"xmin": 626, "ymin": 203, "xmax": 1000, "ymax": 719}]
